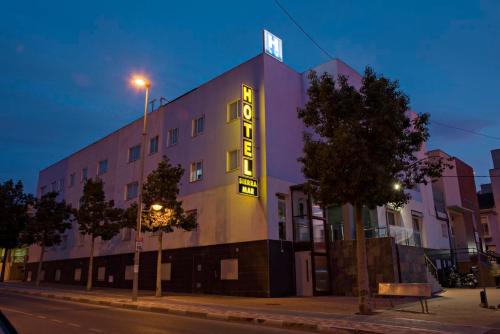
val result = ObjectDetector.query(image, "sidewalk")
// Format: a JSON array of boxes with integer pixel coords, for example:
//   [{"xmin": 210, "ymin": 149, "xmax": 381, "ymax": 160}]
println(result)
[{"xmin": 1, "ymin": 282, "xmax": 498, "ymax": 334}]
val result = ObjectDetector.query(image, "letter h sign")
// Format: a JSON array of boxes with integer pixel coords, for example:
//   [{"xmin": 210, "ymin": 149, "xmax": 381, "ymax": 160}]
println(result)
[{"xmin": 263, "ymin": 30, "xmax": 283, "ymax": 62}]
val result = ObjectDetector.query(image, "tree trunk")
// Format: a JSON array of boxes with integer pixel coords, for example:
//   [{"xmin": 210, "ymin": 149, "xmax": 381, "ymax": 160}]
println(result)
[
  {"xmin": 355, "ymin": 204, "xmax": 372, "ymax": 315},
  {"xmin": 155, "ymin": 231, "xmax": 163, "ymax": 297},
  {"xmin": 86, "ymin": 237, "xmax": 95, "ymax": 291},
  {"xmin": 35, "ymin": 246, "xmax": 45, "ymax": 286},
  {"xmin": 0, "ymin": 248, "xmax": 11, "ymax": 282}
]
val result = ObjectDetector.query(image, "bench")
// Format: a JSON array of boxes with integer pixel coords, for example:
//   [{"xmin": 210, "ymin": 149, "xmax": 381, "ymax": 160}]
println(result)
[{"xmin": 376, "ymin": 283, "xmax": 432, "ymax": 313}]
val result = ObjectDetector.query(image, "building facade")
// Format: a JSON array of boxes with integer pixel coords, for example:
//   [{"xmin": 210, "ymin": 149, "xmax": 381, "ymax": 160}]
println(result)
[{"xmin": 28, "ymin": 43, "xmax": 478, "ymax": 295}]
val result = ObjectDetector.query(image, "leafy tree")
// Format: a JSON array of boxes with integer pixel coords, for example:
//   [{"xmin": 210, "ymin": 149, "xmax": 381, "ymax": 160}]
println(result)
[
  {"xmin": 0, "ymin": 180, "xmax": 31, "ymax": 282},
  {"xmin": 298, "ymin": 68, "xmax": 447, "ymax": 314},
  {"xmin": 125, "ymin": 156, "xmax": 197, "ymax": 297},
  {"xmin": 22, "ymin": 192, "xmax": 73, "ymax": 286},
  {"xmin": 75, "ymin": 179, "xmax": 124, "ymax": 291}
]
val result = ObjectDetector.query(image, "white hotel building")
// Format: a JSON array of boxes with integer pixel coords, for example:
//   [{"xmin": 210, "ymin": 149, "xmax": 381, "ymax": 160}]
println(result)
[{"xmin": 27, "ymin": 33, "xmax": 455, "ymax": 296}]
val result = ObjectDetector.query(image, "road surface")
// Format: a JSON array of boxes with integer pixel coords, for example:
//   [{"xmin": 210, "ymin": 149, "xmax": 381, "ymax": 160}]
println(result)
[{"xmin": 0, "ymin": 291, "xmax": 298, "ymax": 334}]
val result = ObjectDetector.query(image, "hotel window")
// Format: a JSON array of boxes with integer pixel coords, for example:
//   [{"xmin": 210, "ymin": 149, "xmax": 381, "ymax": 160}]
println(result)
[
  {"xmin": 481, "ymin": 217, "xmax": 490, "ymax": 236},
  {"xmin": 97, "ymin": 266, "xmax": 106, "ymax": 281},
  {"xmin": 128, "ymin": 144, "xmax": 141, "ymax": 162},
  {"xmin": 192, "ymin": 115, "xmax": 205, "ymax": 137},
  {"xmin": 278, "ymin": 197, "xmax": 287, "ymax": 240},
  {"xmin": 125, "ymin": 181, "xmax": 139, "ymax": 200},
  {"xmin": 69, "ymin": 173, "xmax": 75, "ymax": 187},
  {"xmin": 58, "ymin": 179, "xmax": 64, "ymax": 192},
  {"xmin": 226, "ymin": 149, "xmax": 240, "ymax": 172},
  {"xmin": 411, "ymin": 215, "xmax": 422, "ymax": 247},
  {"xmin": 227, "ymin": 100, "xmax": 241, "ymax": 122},
  {"xmin": 190, "ymin": 161, "xmax": 203, "ymax": 182},
  {"xmin": 81, "ymin": 167, "xmax": 88, "ymax": 182},
  {"xmin": 220, "ymin": 258, "xmax": 238, "ymax": 280},
  {"xmin": 149, "ymin": 136, "xmax": 159, "ymax": 154},
  {"xmin": 441, "ymin": 223, "xmax": 448, "ymax": 237},
  {"xmin": 386, "ymin": 210, "xmax": 401, "ymax": 226},
  {"xmin": 98, "ymin": 159, "xmax": 108, "ymax": 175},
  {"xmin": 167, "ymin": 128, "xmax": 178, "ymax": 146},
  {"xmin": 51, "ymin": 181, "xmax": 57, "ymax": 192}
]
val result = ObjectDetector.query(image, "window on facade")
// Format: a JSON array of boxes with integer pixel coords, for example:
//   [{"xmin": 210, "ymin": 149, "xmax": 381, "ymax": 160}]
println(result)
[
  {"xmin": 167, "ymin": 128, "xmax": 178, "ymax": 147},
  {"xmin": 55, "ymin": 269, "xmax": 61, "ymax": 282},
  {"xmin": 150, "ymin": 136, "xmax": 159, "ymax": 154},
  {"xmin": 278, "ymin": 198, "xmax": 287, "ymax": 240},
  {"xmin": 128, "ymin": 145, "xmax": 141, "ymax": 162},
  {"xmin": 190, "ymin": 161, "xmax": 203, "ymax": 182},
  {"xmin": 69, "ymin": 173, "xmax": 75, "ymax": 187},
  {"xmin": 482, "ymin": 219, "xmax": 490, "ymax": 236},
  {"xmin": 192, "ymin": 115, "xmax": 205, "ymax": 137},
  {"xmin": 386, "ymin": 210, "xmax": 401, "ymax": 226},
  {"xmin": 161, "ymin": 263, "xmax": 172, "ymax": 281},
  {"xmin": 81, "ymin": 167, "xmax": 88, "ymax": 182},
  {"xmin": 227, "ymin": 100, "xmax": 241, "ymax": 122},
  {"xmin": 125, "ymin": 182, "xmax": 139, "ymax": 200},
  {"xmin": 51, "ymin": 181, "xmax": 57, "ymax": 192},
  {"xmin": 74, "ymin": 268, "xmax": 82, "ymax": 281},
  {"xmin": 98, "ymin": 159, "xmax": 108, "ymax": 175},
  {"xmin": 220, "ymin": 259, "xmax": 238, "ymax": 280},
  {"xmin": 124, "ymin": 265, "xmax": 134, "ymax": 280},
  {"xmin": 411, "ymin": 216, "xmax": 422, "ymax": 247},
  {"xmin": 58, "ymin": 179, "xmax": 65, "ymax": 192},
  {"xmin": 441, "ymin": 223, "xmax": 448, "ymax": 237},
  {"xmin": 40, "ymin": 186, "xmax": 47, "ymax": 196},
  {"xmin": 226, "ymin": 149, "xmax": 239, "ymax": 172},
  {"xmin": 97, "ymin": 266, "xmax": 106, "ymax": 281}
]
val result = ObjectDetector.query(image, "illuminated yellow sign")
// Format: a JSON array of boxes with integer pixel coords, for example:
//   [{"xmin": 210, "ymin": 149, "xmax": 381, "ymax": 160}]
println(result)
[
  {"xmin": 238, "ymin": 176, "xmax": 258, "ymax": 197},
  {"xmin": 239, "ymin": 84, "xmax": 258, "ymax": 197}
]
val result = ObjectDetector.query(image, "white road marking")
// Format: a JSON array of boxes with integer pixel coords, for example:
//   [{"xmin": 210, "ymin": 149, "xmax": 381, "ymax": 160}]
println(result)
[
  {"xmin": 89, "ymin": 328, "xmax": 103, "ymax": 333},
  {"xmin": 68, "ymin": 322, "xmax": 81, "ymax": 327},
  {"xmin": 51, "ymin": 318, "xmax": 63, "ymax": 323}
]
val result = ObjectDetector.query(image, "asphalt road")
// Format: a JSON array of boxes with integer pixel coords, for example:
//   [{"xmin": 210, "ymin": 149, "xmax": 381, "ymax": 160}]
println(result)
[{"xmin": 0, "ymin": 292, "xmax": 297, "ymax": 334}]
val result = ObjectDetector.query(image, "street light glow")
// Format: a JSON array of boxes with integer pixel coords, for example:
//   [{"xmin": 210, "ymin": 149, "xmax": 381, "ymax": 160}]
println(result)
[
  {"xmin": 393, "ymin": 183, "xmax": 401, "ymax": 191},
  {"xmin": 151, "ymin": 203, "xmax": 163, "ymax": 211},
  {"xmin": 131, "ymin": 76, "xmax": 150, "ymax": 88}
]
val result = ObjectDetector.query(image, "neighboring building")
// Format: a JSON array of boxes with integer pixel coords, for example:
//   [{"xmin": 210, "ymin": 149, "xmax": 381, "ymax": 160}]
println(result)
[
  {"xmin": 27, "ymin": 34, "xmax": 480, "ymax": 295},
  {"xmin": 427, "ymin": 150, "xmax": 482, "ymax": 269},
  {"xmin": 479, "ymin": 149, "xmax": 500, "ymax": 256}
]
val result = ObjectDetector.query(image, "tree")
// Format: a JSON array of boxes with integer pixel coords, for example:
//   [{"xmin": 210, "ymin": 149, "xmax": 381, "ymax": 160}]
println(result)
[
  {"xmin": 22, "ymin": 192, "xmax": 73, "ymax": 286},
  {"xmin": 0, "ymin": 180, "xmax": 31, "ymax": 282},
  {"xmin": 298, "ymin": 68, "xmax": 447, "ymax": 314},
  {"xmin": 125, "ymin": 156, "xmax": 197, "ymax": 297},
  {"xmin": 75, "ymin": 179, "xmax": 124, "ymax": 291}
]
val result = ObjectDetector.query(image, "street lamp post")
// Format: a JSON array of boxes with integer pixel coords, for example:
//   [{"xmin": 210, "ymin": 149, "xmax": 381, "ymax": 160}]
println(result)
[{"xmin": 131, "ymin": 76, "xmax": 150, "ymax": 302}]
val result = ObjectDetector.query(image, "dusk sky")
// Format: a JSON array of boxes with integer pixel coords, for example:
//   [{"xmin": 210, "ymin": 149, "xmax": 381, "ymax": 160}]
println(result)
[{"xmin": 1, "ymin": 0, "xmax": 499, "ymax": 194}]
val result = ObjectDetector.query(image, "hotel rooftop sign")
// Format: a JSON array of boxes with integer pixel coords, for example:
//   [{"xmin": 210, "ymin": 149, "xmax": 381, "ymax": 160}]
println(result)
[{"xmin": 263, "ymin": 29, "xmax": 283, "ymax": 62}]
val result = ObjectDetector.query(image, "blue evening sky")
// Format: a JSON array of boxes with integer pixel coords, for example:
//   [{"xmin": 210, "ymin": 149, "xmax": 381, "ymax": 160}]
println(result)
[{"xmin": 1, "ymin": 1, "xmax": 499, "ymax": 193}]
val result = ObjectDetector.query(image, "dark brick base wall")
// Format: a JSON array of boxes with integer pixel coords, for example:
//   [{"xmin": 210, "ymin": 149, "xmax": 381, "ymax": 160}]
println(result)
[
  {"xmin": 396, "ymin": 245, "xmax": 427, "ymax": 283},
  {"xmin": 26, "ymin": 240, "xmax": 294, "ymax": 297},
  {"xmin": 329, "ymin": 237, "xmax": 428, "ymax": 296}
]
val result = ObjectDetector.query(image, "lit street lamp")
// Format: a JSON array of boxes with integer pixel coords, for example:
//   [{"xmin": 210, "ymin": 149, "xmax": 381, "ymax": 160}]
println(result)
[{"xmin": 131, "ymin": 75, "xmax": 150, "ymax": 302}]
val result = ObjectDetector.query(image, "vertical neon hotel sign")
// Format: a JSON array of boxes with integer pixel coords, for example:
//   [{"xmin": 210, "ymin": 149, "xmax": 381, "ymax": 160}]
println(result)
[{"xmin": 238, "ymin": 85, "xmax": 258, "ymax": 197}]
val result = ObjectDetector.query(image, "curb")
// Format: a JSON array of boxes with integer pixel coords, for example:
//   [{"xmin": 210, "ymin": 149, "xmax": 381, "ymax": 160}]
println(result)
[{"xmin": 2, "ymin": 288, "xmax": 447, "ymax": 334}]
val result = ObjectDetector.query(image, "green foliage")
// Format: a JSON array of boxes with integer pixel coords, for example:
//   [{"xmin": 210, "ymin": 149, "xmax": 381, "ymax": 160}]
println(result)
[
  {"xmin": 125, "ymin": 156, "xmax": 197, "ymax": 233},
  {"xmin": 75, "ymin": 178, "xmax": 124, "ymax": 241},
  {"xmin": 298, "ymin": 68, "xmax": 448, "ymax": 209},
  {"xmin": 22, "ymin": 192, "xmax": 73, "ymax": 247},
  {"xmin": 0, "ymin": 180, "xmax": 31, "ymax": 249}
]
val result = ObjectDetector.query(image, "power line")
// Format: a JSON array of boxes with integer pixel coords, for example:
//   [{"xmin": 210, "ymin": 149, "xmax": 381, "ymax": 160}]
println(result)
[
  {"xmin": 273, "ymin": 0, "xmax": 334, "ymax": 60},
  {"xmin": 274, "ymin": 0, "xmax": 500, "ymax": 143},
  {"xmin": 430, "ymin": 120, "xmax": 500, "ymax": 141}
]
